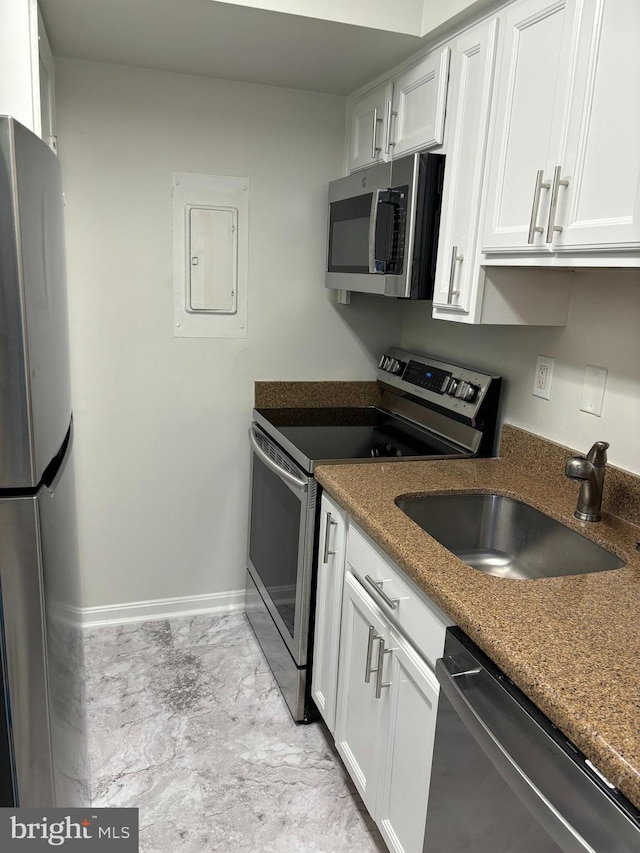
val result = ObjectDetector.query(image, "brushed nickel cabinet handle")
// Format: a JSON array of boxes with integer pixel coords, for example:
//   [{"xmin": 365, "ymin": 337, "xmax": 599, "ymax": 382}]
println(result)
[
  {"xmin": 384, "ymin": 100, "xmax": 397, "ymax": 153},
  {"xmin": 375, "ymin": 637, "xmax": 394, "ymax": 699},
  {"xmin": 545, "ymin": 165, "xmax": 569, "ymax": 243},
  {"xmin": 322, "ymin": 512, "xmax": 337, "ymax": 564},
  {"xmin": 364, "ymin": 575, "xmax": 399, "ymax": 610},
  {"xmin": 527, "ymin": 169, "xmax": 550, "ymax": 244},
  {"xmin": 365, "ymin": 625, "xmax": 383, "ymax": 683},
  {"xmin": 447, "ymin": 245, "xmax": 463, "ymax": 303},
  {"xmin": 371, "ymin": 108, "xmax": 383, "ymax": 159}
]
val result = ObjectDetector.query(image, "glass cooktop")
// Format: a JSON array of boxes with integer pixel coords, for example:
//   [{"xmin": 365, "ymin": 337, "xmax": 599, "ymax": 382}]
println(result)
[{"xmin": 256, "ymin": 407, "xmax": 465, "ymax": 466}]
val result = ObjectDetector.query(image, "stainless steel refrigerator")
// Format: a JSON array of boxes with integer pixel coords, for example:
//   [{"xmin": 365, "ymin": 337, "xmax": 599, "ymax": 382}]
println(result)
[{"xmin": 0, "ymin": 116, "xmax": 88, "ymax": 806}]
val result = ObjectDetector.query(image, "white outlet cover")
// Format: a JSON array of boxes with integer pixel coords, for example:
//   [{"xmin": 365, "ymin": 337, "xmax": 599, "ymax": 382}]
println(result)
[
  {"xmin": 580, "ymin": 365, "xmax": 607, "ymax": 416},
  {"xmin": 533, "ymin": 355, "xmax": 555, "ymax": 400}
]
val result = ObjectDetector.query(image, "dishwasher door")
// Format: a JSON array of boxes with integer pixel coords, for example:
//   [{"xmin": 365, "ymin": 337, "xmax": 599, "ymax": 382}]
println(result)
[{"xmin": 423, "ymin": 628, "xmax": 640, "ymax": 853}]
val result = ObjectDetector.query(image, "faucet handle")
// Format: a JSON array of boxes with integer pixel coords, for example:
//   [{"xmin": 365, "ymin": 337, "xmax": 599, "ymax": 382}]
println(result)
[{"xmin": 585, "ymin": 441, "xmax": 609, "ymax": 466}]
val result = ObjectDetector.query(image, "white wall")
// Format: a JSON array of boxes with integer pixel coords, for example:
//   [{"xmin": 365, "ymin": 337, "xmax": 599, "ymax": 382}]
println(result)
[
  {"xmin": 401, "ymin": 270, "xmax": 640, "ymax": 473},
  {"xmin": 56, "ymin": 58, "xmax": 403, "ymax": 609}
]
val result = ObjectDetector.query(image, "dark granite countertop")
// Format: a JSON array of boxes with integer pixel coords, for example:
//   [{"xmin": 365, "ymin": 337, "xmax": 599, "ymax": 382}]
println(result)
[{"xmin": 315, "ymin": 426, "xmax": 640, "ymax": 811}]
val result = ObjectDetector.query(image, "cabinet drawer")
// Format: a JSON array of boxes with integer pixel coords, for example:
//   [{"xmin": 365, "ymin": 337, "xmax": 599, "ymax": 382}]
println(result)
[{"xmin": 346, "ymin": 523, "xmax": 452, "ymax": 670}]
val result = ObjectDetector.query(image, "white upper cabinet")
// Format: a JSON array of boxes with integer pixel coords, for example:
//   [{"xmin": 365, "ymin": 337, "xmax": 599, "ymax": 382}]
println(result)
[
  {"xmin": 0, "ymin": 0, "xmax": 40, "ymax": 134},
  {"xmin": 0, "ymin": 2, "xmax": 56, "ymax": 149},
  {"xmin": 388, "ymin": 47, "xmax": 450, "ymax": 159},
  {"xmin": 482, "ymin": 0, "xmax": 580, "ymax": 253},
  {"xmin": 347, "ymin": 81, "xmax": 394, "ymax": 172},
  {"xmin": 551, "ymin": 0, "xmax": 640, "ymax": 252},
  {"xmin": 37, "ymin": 8, "xmax": 57, "ymax": 153},
  {"xmin": 432, "ymin": 17, "xmax": 500, "ymax": 318},
  {"xmin": 346, "ymin": 46, "xmax": 450, "ymax": 173},
  {"xmin": 482, "ymin": 0, "xmax": 640, "ymax": 259}
]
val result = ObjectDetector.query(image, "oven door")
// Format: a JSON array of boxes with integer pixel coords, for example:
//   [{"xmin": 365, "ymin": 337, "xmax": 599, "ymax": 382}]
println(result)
[{"xmin": 247, "ymin": 425, "xmax": 316, "ymax": 666}]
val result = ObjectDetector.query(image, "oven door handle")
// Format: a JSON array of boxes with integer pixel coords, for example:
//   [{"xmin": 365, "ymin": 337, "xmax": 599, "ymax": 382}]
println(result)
[{"xmin": 248, "ymin": 427, "xmax": 308, "ymax": 493}]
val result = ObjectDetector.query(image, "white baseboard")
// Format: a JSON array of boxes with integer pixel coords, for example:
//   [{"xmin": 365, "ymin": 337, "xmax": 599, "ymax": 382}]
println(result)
[{"xmin": 81, "ymin": 589, "xmax": 246, "ymax": 628}]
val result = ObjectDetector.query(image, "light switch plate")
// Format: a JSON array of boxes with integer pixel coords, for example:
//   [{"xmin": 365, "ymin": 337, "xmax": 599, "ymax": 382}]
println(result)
[{"xmin": 580, "ymin": 365, "xmax": 607, "ymax": 416}]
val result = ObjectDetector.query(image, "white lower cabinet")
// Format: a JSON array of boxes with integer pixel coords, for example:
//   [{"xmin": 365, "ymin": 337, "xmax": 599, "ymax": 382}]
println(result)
[
  {"xmin": 311, "ymin": 494, "xmax": 347, "ymax": 734},
  {"xmin": 373, "ymin": 624, "xmax": 440, "ymax": 853},
  {"xmin": 335, "ymin": 571, "xmax": 388, "ymax": 814},
  {"xmin": 333, "ymin": 524, "xmax": 449, "ymax": 853}
]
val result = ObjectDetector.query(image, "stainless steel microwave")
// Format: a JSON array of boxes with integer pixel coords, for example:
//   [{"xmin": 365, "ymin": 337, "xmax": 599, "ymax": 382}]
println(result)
[{"xmin": 326, "ymin": 152, "xmax": 445, "ymax": 299}]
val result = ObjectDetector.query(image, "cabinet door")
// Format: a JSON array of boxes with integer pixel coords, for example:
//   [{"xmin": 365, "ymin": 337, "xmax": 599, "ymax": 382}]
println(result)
[
  {"xmin": 376, "ymin": 628, "xmax": 439, "ymax": 853},
  {"xmin": 334, "ymin": 571, "xmax": 388, "ymax": 815},
  {"xmin": 482, "ymin": 0, "xmax": 580, "ymax": 252},
  {"xmin": 37, "ymin": 8, "xmax": 57, "ymax": 153},
  {"xmin": 551, "ymin": 0, "xmax": 640, "ymax": 251},
  {"xmin": 0, "ymin": 0, "xmax": 40, "ymax": 134},
  {"xmin": 311, "ymin": 494, "xmax": 346, "ymax": 734},
  {"xmin": 432, "ymin": 18, "xmax": 499, "ymax": 319},
  {"xmin": 347, "ymin": 81, "xmax": 393, "ymax": 172},
  {"xmin": 389, "ymin": 48, "xmax": 450, "ymax": 159}
]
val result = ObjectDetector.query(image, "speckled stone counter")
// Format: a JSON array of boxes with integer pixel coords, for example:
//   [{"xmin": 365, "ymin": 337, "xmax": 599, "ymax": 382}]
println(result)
[
  {"xmin": 255, "ymin": 381, "xmax": 380, "ymax": 409},
  {"xmin": 315, "ymin": 432, "xmax": 640, "ymax": 810}
]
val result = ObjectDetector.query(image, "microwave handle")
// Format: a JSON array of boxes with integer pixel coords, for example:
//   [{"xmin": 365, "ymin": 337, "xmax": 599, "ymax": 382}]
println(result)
[
  {"xmin": 368, "ymin": 190, "xmax": 395, "ymax": 274},
  {"xmin": 368, "ymin": 189, "xmax": 382, "ymax": 273}
]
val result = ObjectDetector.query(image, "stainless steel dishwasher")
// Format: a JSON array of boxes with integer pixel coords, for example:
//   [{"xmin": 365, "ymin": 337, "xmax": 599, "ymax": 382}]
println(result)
[{"xmin": 423, "ymin": 628, "xmax": 640, "ymax": 853}]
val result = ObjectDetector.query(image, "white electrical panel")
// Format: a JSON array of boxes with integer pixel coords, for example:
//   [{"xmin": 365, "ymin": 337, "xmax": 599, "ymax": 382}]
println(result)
[
  {"xmin": 188, "ymin": 206, "xmax": 237, "ymax": 314},
  {"xmin": 173, "ymin": 172, "xmax": 248, "ymax": 338}
]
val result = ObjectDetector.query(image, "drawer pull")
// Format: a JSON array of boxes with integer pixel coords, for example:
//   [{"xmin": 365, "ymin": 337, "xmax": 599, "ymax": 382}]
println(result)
[{"xmin": 364, "ymin": 575, "xmax": 399, "ymax": 610}]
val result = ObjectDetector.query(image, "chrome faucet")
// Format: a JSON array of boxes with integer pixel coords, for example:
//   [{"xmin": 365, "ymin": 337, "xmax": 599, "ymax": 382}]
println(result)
[{"xmin": 565, "ymin": 441, "xmax": 609, "ymax": 522}]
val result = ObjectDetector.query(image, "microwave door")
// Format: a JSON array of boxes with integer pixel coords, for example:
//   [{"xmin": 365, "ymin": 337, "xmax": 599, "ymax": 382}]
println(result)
[
  {"xmin": 327, "ymin": 191, "xmax": 373, "ymax": 274},
  {"xmin": 326, "ymin": 160, "xmax": 392, "ymax": 294}
]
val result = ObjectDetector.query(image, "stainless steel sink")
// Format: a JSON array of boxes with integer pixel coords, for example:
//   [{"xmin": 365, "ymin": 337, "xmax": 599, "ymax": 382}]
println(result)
[{"xmin": 395, "ymin": 493, "xmax": 625, "ymax": 579}]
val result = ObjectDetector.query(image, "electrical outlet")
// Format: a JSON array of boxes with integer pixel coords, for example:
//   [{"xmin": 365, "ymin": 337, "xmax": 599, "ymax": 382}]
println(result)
[{"xmin": 533, "ymin": 355, "xmax": 555, "ymax": 400}]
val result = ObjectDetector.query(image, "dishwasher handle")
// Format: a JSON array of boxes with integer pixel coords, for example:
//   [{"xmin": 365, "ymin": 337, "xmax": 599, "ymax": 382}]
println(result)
[{"xmin": 436, "ymin": 659, "xmax": 597, "ymax": 853}]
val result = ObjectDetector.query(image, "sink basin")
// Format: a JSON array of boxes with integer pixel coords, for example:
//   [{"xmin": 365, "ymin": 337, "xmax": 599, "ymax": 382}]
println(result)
[{"xmin": 395, "ymin": 493, "xmax": 625, "ymax": 579}]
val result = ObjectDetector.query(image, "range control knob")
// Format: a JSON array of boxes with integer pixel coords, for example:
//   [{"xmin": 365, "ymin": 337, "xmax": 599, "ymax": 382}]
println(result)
[
  {"xmin": 454, "ymin": 381, "xmax": 479, "ymax": 402},
  {"xmin": 378, "ymin": 355, "xmax": 406, "ymax": 375},
  {"xmin": 446, "ymin": 378, "xmax": 459, "ymax": 397}
]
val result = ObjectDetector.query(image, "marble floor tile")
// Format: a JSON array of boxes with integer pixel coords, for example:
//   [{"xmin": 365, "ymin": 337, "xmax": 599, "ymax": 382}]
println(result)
[
  {"xmin": 85, "ymin": 611, "xmax": 386, "ymax": 852},
  {"xmin": 169, "ymin": 611, "xmax": 251, "ymax": 649}
]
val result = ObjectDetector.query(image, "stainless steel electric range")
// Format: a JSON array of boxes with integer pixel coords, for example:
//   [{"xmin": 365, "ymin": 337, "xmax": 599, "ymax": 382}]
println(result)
[{"xmin": 245, "ymin": 347, "xmax": 502, "ymax": 722}]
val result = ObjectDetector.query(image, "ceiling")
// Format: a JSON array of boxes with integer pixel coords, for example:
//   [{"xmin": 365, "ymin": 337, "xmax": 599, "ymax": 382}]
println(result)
[{"xmin": 38, "ymin": 0, "xmax": 429, "ymax": 95}]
